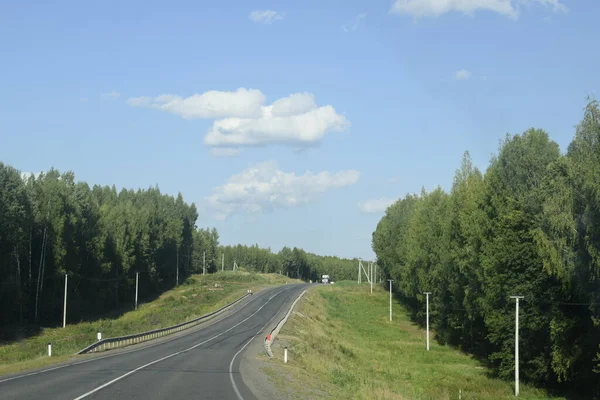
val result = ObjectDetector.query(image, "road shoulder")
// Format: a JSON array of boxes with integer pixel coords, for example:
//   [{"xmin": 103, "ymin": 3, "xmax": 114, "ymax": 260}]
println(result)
[{"xmin": 239, "ymin": 284, "xmax": 325, "ymax": 400}]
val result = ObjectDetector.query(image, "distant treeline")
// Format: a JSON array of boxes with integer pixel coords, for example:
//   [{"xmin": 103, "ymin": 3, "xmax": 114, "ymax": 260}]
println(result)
[
  {"xmin": 372, "ymin": 100, "xmax": 600, "ymax": 398},
  {"xmin": 0, "ymin": 166, "xmax": 360, "ymax": 333}
]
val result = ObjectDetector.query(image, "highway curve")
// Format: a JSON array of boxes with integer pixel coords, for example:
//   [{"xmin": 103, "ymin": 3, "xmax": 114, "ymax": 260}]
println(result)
[{"xmin": 0, "ymin": 283, "xmax": 307, "ymax": 400}]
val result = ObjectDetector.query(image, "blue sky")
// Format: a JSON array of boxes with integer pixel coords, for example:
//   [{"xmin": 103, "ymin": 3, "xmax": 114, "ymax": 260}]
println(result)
[{"xmin": 1, "ymin": 0, "xmax": 599, "ymax": 260}]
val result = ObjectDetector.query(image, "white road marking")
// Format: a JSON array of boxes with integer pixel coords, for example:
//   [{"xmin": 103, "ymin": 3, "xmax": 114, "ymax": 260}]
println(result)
[
  {"xmin": 72, "ymin": 287, "xmax": 290, "ymax": 400},
  {"xmin": 229, "ymin": 289, "xmax": 295, "ymax": 400},
  {"xmin": 0, "ymin": 287, "xmax": 275, "ymax": 385}
]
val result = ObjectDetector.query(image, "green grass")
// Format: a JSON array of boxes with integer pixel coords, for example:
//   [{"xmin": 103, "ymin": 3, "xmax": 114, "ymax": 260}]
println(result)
[
  {"xmin": 0, "ymin": 271, "xmax": 300, "ymax": 376},
  {"xmin": 272, "ymin": 281, "xmax": 562, "ymax": 400}
]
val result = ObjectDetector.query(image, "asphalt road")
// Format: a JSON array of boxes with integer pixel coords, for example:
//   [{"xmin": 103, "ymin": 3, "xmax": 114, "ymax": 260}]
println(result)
[{"xmin": 0, "ymin": 283, "xmax": 307, "ymax": 400}]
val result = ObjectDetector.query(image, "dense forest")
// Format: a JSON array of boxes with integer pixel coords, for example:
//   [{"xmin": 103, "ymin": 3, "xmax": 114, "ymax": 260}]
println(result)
[
  {"xmin": 372, "ymin": 100, "xmax": 600, "ymax": 398},
  {"xmin": 0, "ymin": 167, "xmax": 359, "ymax": 336}
]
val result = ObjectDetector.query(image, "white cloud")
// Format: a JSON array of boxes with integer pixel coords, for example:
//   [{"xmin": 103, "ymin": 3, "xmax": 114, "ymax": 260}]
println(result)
[
  {"xmin": 390, "ymin": 0, "xmax": 566, "ymax": 19},
  {"xmin": 342, "ymin": 12, "xmax": 367, "ymax": 32},
  {"xmin": 210, "ymin": 148, "xmax": 241, "ymax": 157},
  {"xmin": 129, "ymin": 89, "xmax": 349, "ymax": 150},
  {"xmin": 249, "ymin": 10, "xmax": 285, "ymax": 24},
  {"xmin": 358, "ymin": 198, "xmax": 396, "ymax": 213},
  {"xmin": 206, "ymin": 161, "xmax": 360, "ymax": 219},
  {"xmin": 454, "ymin": 69, "xmax": 472, "ymax": 80},
  {"xmin": 127, "ymin": 88, "xmax": 265, "ymax": 119},
  {"xmin": 102, "ymin": 91, "xmax": 120, "ymax": 99},
  {"xmin": 270, "ymin": 92, "xmax": 317, "ymax": 116},
  {"xmin": 204, "ymin": 103, "xmax": 349, "ymax": 148}
]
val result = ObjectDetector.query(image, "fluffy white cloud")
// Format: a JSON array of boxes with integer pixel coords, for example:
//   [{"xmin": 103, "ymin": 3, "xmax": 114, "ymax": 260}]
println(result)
[
  {"xmin": 206, "ymin": 161, "xmax": 360, "ymax": 219},
  {"xmin": 390, "ymin": 0, "xmax": 566, "ymax": 19},
  {"xmin": 358, "ymin": 198, "xmax": 396, "ymax": 213},
  {"xmin": 102, "ymin": 91, "xmax": 120, "ymax": 99},
  {"xmin": 455, "ymin": 69, "xmax": 472, "ymax": 80},
  {"xmin": 204, "ymin": 104, "xmax": 349, "ymax": 147},
  {"xmin": 127, "ymin": 88, "xmax": 265, "ymax": 119},
  {"xmin": 129, "ymin": 89, "xmax": 348, "ymax": 151},
  {"xmin": 249, "ymin": 10, "xmax": 285, "ymax": 24}
]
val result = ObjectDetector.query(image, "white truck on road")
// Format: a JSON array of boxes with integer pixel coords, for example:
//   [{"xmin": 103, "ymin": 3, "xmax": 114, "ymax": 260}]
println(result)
[{"xmin": 321, "ymin": 274, "xmax": 332, "ymax": 284}]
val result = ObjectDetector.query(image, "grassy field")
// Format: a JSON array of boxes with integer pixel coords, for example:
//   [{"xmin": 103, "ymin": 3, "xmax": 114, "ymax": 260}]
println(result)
[
  {"xmin": 269, "ymin": 281, "xmax": 561, "ymax": 400},
  {"xmin": 0, "ymin": 271, "xmax": 300, "ymax": 376}
]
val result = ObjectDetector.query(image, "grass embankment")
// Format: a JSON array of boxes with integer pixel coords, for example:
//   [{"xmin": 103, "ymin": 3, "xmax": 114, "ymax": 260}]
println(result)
[
  {"xmin": 0, "ymin": 271, "xmax": 300, "ymax": 376},
  {"xmin": 268, "ymin": 282, "xmax": 560, "ymax": 400}
]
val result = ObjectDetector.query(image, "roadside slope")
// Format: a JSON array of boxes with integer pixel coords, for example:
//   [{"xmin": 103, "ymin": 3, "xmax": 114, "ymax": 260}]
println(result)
[
  {"xmin": 264, "ymin": 282, "xmax": 561, "ymax": 400},
  {"xmin": 0, "ymin": 272, "xmax": 301, "ymax": 376}
]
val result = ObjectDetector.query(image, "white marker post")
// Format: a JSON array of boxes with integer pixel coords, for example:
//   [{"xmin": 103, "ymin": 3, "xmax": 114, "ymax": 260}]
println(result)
[
  {"xmin": 423, "ymin": 292, "xmax": 431, "ymax": 351},
  {"xmin": 97, "ymin": 332, "xmax": 102, "ymax": 341},
  {"xmin": 510, "ymin": 296, "xmax": 524, "ymax": 397},
  {"xmin": 388, "ymin": 279, "xmax": 393, "ymax": 321},
  {"xmin": 48, "ymin": 343, "xmax": 52, "ymax": 357},
  {"xmin": 135, "ymin": 272, "xmax": 139, "ymax": 310},
  {"xmin": 63, "ymin": 274, "xmax": 68, "ymax": 328},
  {"xmin": 284, "ymin": 347, "xmax": 288, "ymax": 363}
]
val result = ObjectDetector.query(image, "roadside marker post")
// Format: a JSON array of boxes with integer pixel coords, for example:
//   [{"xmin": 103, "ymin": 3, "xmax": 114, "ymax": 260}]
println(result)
[
  {"xmin": 48, "ymin": 343, "xmax": 52, "ymax": 357},
  {"xmin": 284, "ymin": 347, "xmax": 288, "ymax": 363}
]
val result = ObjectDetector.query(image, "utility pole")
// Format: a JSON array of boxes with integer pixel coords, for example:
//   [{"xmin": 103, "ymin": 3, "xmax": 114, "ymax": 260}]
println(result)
[
  {"xmin": 358, "ymin": 259, "xmax": 361, "ymax": 284},
  {"xmin": 203, "ymin": 251, "xmax": 206, "ymax": 275},
  {"xmin": 370, "ymin": 262, "xmax": 373, "ymax": 294},
  {"xmin": 176, "ymin": 249, "xmax": 179, "ymax": 286},
  {"xmin": 374, "ymin": 263, "xmax": 377, "ymax": 285},
  {"xmin": 510, "ymin": 296, "xmax": 524, "ymax": 397},
  {"xmin": 135, "ymin": 272, "xmax": 139, "ymax": 310},
  {"xmin": 221, "ymin": 253, "xmax": 224, "ymax": 272},
  {"xmin": 62, "ymin": 274, "xmax": 67, "ymax": 328},
  {"xmin": 388, "ymin": 279, "xmax": 393, "ymax": 321},
  {"xmin": 424, "ymin": 292, "xmax": 431, "ymax": 351}
]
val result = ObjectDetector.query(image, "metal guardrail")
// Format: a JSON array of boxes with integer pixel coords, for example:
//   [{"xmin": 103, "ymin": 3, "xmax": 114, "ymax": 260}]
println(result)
[{"xmin": 77, "ymin": 290, "xmax": 253, "ymax": 354}]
